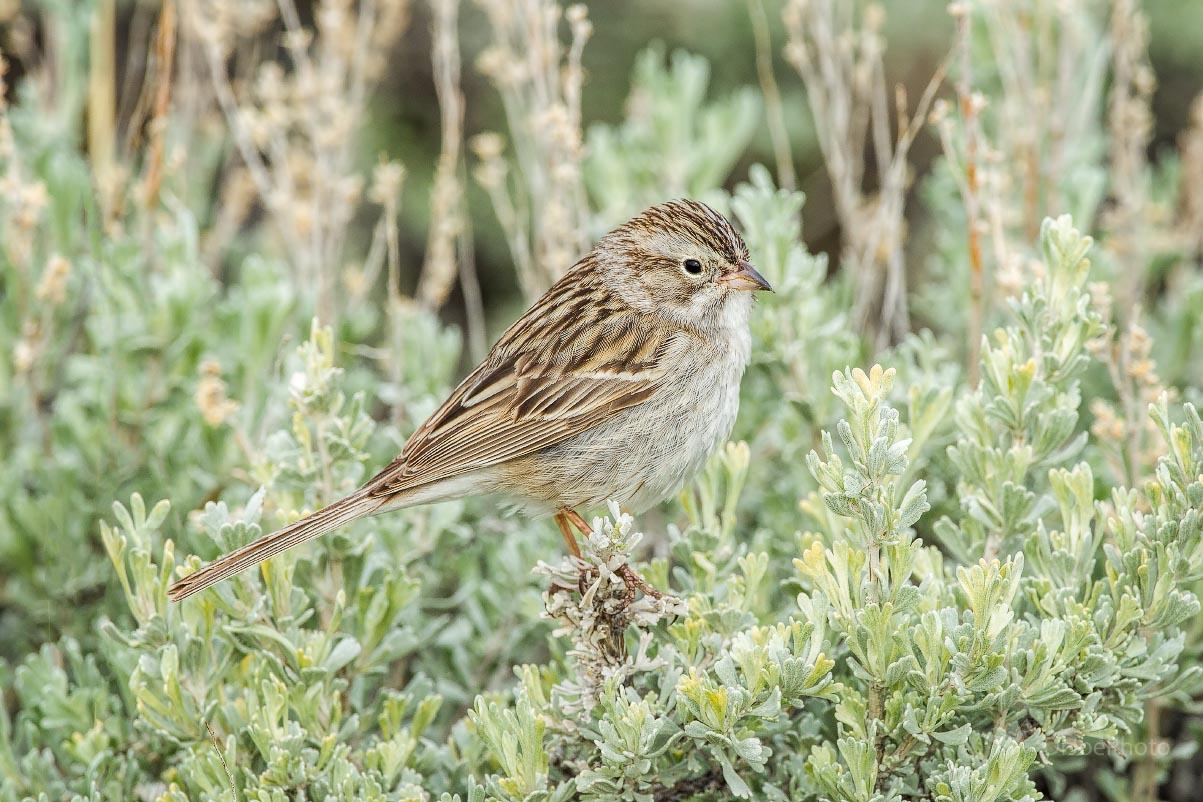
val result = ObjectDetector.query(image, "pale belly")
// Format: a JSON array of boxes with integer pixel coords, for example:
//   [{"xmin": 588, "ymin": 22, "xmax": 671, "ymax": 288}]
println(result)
[{"xmin": 508, "ymin": 337, "xmax": 747, "ymax": 513}]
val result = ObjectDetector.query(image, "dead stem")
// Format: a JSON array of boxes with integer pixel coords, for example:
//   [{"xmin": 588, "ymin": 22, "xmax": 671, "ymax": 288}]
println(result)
[
  {"xmin": 955, "ymin": 10, "xmax": 985, "ymax": 388},
  {"xmin": 456, "ymin": 204, "xmax": 488, "ymax": 362},
  {"xmin": 784, "ymin": 0, "xmax": 947, "ymax": 348},
  {"xmin": 746, "ymin": 0, "xmax": 796, "ymax": 191},
  {"xmin": 88, "ymin": 0, "xmax": 118, "ymax": 222},
  {"xmin": 204, "ymin": 720, "xmax": 238, "ymax": 801},
  {"xmin": 1106, "ymin": 0, "xmax": 1154, "ymax": 319},
  {"xmin": 418, "ymin": 0, "xmax": 468, "ymax": 310},
  {"xmin": 382, "ymin": 175, "xmax": 406, "ymax": 424},
  {"xmin": 1133, "ymin": 699, "xmax": 1163, "ymax": 802},
  {"xmin": 473, "ymin": 0, "xmax": 591, "ymax": 297},
  {"xmin": 142, "ymin": 0, "xmax": 177, "ymax": 210}
]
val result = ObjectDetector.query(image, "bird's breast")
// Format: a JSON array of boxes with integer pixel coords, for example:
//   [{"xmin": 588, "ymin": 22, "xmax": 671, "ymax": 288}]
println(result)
[{"xmin": 510, "ymin": 329, "xmax": 750, "ymax": 513}]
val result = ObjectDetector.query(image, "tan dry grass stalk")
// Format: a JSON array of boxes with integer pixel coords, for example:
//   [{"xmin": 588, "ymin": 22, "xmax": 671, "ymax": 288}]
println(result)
[
  {"xmin": 141, "ymin": 0, "xmax": 177, "ymax": 210},
  {"xmin": 473, "ymin": 0, "xmax": 591, "ymax": 298},
  {"xmin": 88, "ymin": 0, "xmax": 118, "ymax": 220},
  {"xmin": 1105, "ymin": 0, "xmax": 1156, "ymax": 317},
  {"xmin": 419, "ymin": 0, "xmax": 487, "ymax": 358},
  {"xmin": 418, "ymin": 0, "xmax": 467, "ymax": 309},
  {"xmin": 783, "ymin": 0, "xmax": 946, "ymax": 349},
  {"xmin": 930, "ymin": 0, "xmax": 1117, "ymax": 377},
  {"xmin": 1087, "ymin": 281, "xmax": 1171, "ymax": 488},
  {"xmin": 1177, "ymin": 95, "xmax": 1203, "ymax": 259},
  {"xmin": 976, "ymin": 0, "xmax": 1107, "ymax": 241},
  {"xmin": 746, "ymin": 0, "xmax": 796, "ymax": 192},
  {"xmin": 184, "ymin": 0, "xmax": 411, "ymax": 324},
  {"xmin": 935, "ymin": 3, "xmax": 989, "ymax": 386}
]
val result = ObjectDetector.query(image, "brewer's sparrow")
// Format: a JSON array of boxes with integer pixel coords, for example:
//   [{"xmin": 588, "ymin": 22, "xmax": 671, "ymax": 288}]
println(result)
[{"xmin": 168, "ymin": 199, "xmax": 771, "ymax": 602}]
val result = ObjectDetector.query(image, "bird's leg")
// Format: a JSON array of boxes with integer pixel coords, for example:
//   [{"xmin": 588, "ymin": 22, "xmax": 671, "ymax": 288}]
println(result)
[
  {"xmin": 555, "ymin": 509, "xmax": 593, "ymax": 595},
  {"xmin": 563, "ymin": 508, "xmax": 663, "ymax": 600},
  {"xmin": 562, "ymin": 508, "xmax": 592, "ymax": 540},
  {"xmin": 554, "ymin": 510, "xmax": 583, "ymax": 558}
]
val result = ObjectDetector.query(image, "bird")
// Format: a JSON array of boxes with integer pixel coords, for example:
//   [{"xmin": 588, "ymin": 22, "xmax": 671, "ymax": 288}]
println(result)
[{"xmin": 167, "ymin": 199, "xmax": 771, "ymax": 603}]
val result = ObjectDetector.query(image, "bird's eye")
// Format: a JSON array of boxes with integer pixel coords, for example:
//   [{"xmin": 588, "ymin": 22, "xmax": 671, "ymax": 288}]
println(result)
[{"xmin": 683, "ymin": 258, "xmax": 703, "ymax": 275}]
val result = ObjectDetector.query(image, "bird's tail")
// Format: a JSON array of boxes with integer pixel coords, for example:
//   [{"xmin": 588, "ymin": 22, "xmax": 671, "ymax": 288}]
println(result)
[{"xmin": 167, "ymin": 488, "xmax": 383, "ymax": 602}]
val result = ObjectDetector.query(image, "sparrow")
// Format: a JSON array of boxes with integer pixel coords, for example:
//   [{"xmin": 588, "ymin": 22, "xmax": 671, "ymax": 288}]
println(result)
[{"xmin": 168, "ymin": 199, "xmax": 771, "ymax": 602}]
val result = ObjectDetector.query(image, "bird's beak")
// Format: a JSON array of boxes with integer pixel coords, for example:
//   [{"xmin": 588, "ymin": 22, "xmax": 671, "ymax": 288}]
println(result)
[{"xmin": 718, "ymin": 260, "xmax": 773, "ymax": 292}]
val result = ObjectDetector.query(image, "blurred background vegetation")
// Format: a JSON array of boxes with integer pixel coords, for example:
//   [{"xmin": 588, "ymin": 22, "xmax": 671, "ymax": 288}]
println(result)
[
  {"xmin": 2, "ymin": 0, "xmax": 1203, "ymax": 800},
  {"xmin": 4, "ymin": 0, "xmax": 1198, "ymax": 329}
]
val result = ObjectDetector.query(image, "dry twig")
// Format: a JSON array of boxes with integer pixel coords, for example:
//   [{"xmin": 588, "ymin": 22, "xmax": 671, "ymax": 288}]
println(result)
[{"xmin": 784, "ymin": 0, "xmax": 946, "ymax": 348}]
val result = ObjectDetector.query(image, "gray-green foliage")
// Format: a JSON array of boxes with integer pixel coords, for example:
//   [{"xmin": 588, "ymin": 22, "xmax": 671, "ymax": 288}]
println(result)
[
  {"xmin": 448, "ymin": 216, "xmax": 1203, "ymax": 801},
  {"xmin": 0, "ymin": 92, "xmax": 296, "ymax": 656},
  {"xmin": 7, "ymin": 148, "xmax": 1203, "ymax": 799},
  {"xmin": 583, "ymin": 45, "xmax": 759, "ymax": 231},
  {"xmin": 935, "ymin": 217, "xmax": 1105, "ymax": 564},
  {"xmin": 4, "ymin": 10, "xmax": 1203, "ymax": 802},
  {"xmin": 731, "ymin": 166, "xmax": 864, "ymax": 540},
  {"xmin": 1, "ymin": 313, "xmax": 547, "ymax": 801}
]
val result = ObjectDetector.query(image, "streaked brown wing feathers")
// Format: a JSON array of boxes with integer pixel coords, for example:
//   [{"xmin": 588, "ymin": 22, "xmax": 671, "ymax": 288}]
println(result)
[{"xmin": 368, "ymin": 273, "xmax": 668, "ymax": 498}]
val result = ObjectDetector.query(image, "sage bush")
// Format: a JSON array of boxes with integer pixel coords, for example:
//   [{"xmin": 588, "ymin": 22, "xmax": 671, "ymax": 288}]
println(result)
[{"xmin": 3, "ymin": 1, "xmax": 1203, "ymax": 801}]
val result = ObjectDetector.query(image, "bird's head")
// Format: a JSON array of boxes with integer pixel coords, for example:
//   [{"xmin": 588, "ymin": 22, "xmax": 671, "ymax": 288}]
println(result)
[{"xmin": 594, "ymin": 199, "xmax": 772, "ymax": 331}]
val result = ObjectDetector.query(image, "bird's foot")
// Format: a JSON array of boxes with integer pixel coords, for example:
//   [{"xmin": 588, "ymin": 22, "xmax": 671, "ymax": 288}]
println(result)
[
  {"xmin": 554, "ymin": 509, "xmax": 584, "ymax": 558},
  {"xmin": 615, "ymin": 563, "xmax": 663, "ymax": 600},
  {"xmin": 556, "ymin": 506, "xmax": 666, "ymax": 607}
]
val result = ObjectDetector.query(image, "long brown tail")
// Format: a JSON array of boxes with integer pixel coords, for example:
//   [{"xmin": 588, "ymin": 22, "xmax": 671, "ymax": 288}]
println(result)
[{"xmin": 167, "ymin": 489, "xmax": 383, "ymax": 602}]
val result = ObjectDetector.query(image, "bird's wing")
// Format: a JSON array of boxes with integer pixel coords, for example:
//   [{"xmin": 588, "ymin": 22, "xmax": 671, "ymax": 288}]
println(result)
[{"xmin": 368, "ymin": 275, "xmax": 672, "ymax": 499}]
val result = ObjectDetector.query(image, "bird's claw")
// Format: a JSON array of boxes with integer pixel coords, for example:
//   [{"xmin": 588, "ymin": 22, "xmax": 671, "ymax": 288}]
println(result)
[
  {"xmin": 549, "ymin": 562, "xmax": 662, "ymax": 613},
  {"xmin": 615, "ymin": 564, "xmax": 663, "ymax": 600}
]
